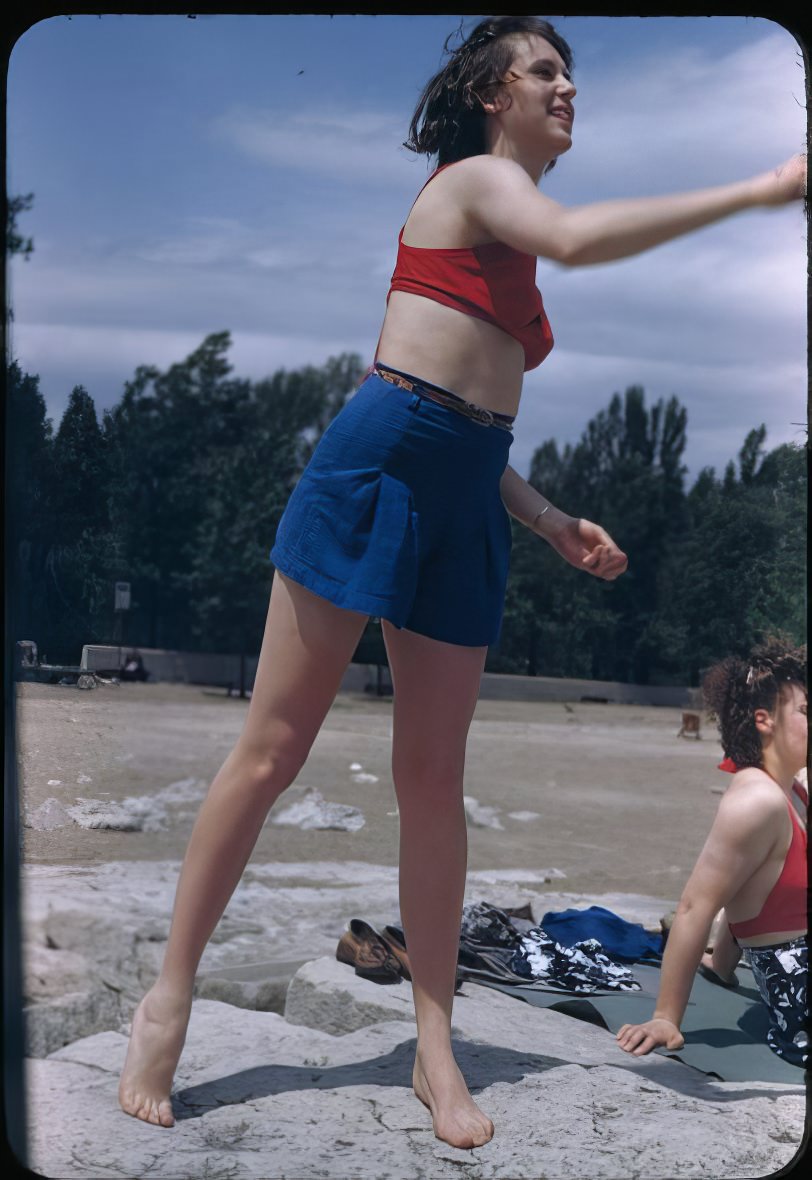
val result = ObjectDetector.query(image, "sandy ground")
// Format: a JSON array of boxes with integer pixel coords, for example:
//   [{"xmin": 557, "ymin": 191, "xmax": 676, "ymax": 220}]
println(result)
[{"xmin": 15, "ymin": 680, "xmax": 724, "ymax": 903}]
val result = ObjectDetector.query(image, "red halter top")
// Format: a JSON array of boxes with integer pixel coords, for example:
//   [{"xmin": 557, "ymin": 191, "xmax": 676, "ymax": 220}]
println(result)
[
  {"xmin": 728, "ymin": 780, "xmax": 808, "ymax": 940},
  {"xmin": 387, "ymin": 164, "xmax": 554, "ymax": 372}
]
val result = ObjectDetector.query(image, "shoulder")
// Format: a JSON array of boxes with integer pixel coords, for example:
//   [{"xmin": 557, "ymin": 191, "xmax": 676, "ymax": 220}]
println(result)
[
  {"xmin": 463, "ymin": 154, "xmax": 537, "ymax": 185},
  {"xmin": 717, "ymin": 769, "xmax": 790, "ymax": 831},
  {"xmin": 432, "ymin": 155, "xmax": 539, "ymax": 200}
]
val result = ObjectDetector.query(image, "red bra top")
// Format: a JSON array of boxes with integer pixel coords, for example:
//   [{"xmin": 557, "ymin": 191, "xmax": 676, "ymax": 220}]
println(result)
[
  {"xmin": 387, "ymin": 164, "xmax": 554, "ymax": 372},
  {"xmin": 728, "ymin": 781, "xmax": 808, "ymax": 939}
]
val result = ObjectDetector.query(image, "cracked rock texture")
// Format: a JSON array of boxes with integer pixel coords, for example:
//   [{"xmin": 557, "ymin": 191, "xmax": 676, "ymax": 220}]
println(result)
[
  {"xmin": 26, "ymin": 959, "xmax": 805, "ymax": 1179},
  {"xmin": 22, "ymin": 859, "xmax": 662, "ymax": 1054}
]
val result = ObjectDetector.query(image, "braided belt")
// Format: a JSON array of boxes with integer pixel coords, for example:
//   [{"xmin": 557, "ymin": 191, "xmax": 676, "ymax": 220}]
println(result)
[{"xmin": 375, "ymin": 365, "xmax": 513, "ymax": 432}]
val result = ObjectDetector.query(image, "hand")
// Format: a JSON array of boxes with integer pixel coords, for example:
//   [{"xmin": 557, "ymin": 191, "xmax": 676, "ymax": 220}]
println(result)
[
  {"xmin": 753, "ymin": 154, "xmax": 806, "ymax": 207},
  {"xmin": 542, "ymin": 516, "xmax": 628, "ymax": 581},
  {"xmin": 616, "ymin": 1018, "xmax": 685, "ymax": 1056}
]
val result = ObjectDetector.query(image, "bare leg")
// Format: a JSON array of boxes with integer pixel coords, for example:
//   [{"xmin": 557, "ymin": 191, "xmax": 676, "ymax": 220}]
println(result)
[
  {"xmin": 119, "ymin": 574, "xmax": 368, "ymax": 1125},
  {"xmin": 701, "ymin": 910, "xmax": 742, "ymax": 984},
  {"xmin": 382, "ymin": 622, "xmax": 493, "ymax": 1149}
]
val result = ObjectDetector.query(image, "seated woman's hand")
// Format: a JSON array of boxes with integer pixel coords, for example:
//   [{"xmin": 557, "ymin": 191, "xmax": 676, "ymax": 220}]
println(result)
[
  {"xmin": 544, "ymin": 516, "xmax": 628, "ymax": 581},
  {"xmin": 616, "ymin": 1018, "xmax": 684, "ymax": 1056}
]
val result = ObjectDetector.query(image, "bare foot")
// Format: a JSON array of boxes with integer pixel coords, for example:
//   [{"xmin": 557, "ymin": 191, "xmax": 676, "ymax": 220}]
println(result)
[
  {"xmin": 413, "ymin": 1049, "xmax": 494, "ymax": 1149},
  {"xmin": 699, "ymin": 952, "xmax": 738, "ymax": 987},
  {"xmin": 118, "ymin": 983, "xmax": 192, "ymax": 1126}
]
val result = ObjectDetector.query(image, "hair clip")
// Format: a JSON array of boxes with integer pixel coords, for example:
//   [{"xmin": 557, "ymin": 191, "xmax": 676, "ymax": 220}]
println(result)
[{"xmin": 746, "ymin": 666, "xmax": 755, "ymax": 686}]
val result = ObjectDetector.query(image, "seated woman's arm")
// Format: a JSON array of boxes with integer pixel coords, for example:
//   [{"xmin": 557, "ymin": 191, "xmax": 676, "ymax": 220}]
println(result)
[{"xmin": 616, "ymin": 774, "xmax": 783, "ymax": 1055}]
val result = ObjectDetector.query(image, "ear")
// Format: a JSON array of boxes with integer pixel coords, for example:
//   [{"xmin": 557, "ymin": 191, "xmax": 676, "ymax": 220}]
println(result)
[
  {"xmin": 753, "ymin": 708, "xmax": 774, "ymax": 736},
  {"xmin": 477, "ymin": 83, "xmax": 511, "ymax": 116}
]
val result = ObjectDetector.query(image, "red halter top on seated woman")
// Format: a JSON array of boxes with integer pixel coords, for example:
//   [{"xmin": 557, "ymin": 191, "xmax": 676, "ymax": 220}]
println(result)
[
  {"xmin": 387, "ymin": 164, "xmax": 554, "ymax": 372},
  {"xmin": 727, "ymin": 778, "xmax": 808, "ymax": 940}
]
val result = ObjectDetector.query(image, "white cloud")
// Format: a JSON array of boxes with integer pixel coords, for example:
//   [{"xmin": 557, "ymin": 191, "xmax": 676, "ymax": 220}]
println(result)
[
  {"xmin": 9, "ymin": 322, "xmax": 376, "ymax": 422},
  {"xmin": 545, "ymin": 28, "xmax": 806, "ymax": 201},
  {"xmin": 511, "ymin": 343, "xmax": 806, "ymax": 482},
  {"xmin": 211, "ymin": 103, "xmax": 423, "ymax": 186}
]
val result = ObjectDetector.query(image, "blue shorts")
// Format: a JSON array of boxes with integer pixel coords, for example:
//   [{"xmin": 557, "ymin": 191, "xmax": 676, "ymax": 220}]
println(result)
[{"xmin": 270, "ymin": 369, "xmax": 513, "ymax": 646}]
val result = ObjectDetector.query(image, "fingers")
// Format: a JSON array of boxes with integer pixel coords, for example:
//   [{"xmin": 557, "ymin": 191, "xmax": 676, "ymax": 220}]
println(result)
[
  {"xmin": 616, "ymin": 1021, "xmax": 684, "ymax": 1055},
  {"xmin": 582, "ymin": 543, "xmax": 629, "ymax": 581},
  {"xmin": 616, "ymin": 1024, "xmax": 656, "ymax": 1055}
]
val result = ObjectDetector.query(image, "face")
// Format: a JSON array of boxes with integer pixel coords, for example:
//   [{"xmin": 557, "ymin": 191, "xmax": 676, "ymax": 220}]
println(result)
[
  {"xmin": 496, "ymin": 34, "xmax": 577, "ymax": 155},
  {"xmin": 762, "ymin": 684, "xmax": 808, "ymax": 774}
]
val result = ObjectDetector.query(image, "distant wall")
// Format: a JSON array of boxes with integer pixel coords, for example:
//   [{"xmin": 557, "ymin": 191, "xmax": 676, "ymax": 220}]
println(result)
[
  {"xmin": 80, "ymin": 644, "xmax": 698, "ymax": 707},
  {"xmin": 80, "ymin": 645, "xmax": 259, "ymax": 689},
  {"xmin": 478, "ymin": 671, "xmax": 699, "ymax": 709}
]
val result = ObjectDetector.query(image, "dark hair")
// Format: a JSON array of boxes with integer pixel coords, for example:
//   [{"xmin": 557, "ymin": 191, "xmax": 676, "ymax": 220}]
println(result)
[
  {"xmin": 405, "ymin": 16, "xmax": 574, "ymax": 169},
  {"xmin": 702, "ymin": 638, "xmax": 807, "ymax": 770}
]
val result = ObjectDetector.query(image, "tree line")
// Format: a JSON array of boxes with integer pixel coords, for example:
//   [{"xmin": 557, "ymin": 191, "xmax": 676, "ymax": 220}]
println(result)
[{"xmin": 7, "ymin": 333, "xmax": 806, "ymax": 684}]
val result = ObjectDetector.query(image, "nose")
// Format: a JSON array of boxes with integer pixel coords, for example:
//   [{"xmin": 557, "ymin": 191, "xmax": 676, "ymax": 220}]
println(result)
[{"xmin": 557, "ymin": 74, "xmax": 576, "ymax": 100}]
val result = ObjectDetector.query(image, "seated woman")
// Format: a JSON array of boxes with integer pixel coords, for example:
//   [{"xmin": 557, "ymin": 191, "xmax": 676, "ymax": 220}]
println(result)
[{"xmin": 617, "ymin": 639, "xmax": 807, "ymax": 1067}]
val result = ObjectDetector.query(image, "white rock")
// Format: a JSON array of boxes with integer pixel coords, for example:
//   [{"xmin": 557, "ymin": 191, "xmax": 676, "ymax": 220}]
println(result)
[
  {"xmin": 66, "ymin": 796, "xmax": 166, "ymax": 832},
  {"xmin": 271, "ymin": 788, "xmax": 365, "ymax": 832},
  {"xmin": 26, "ymin": 987, "xmax": 805, "ymax": 1180},
  {"xmin": 25, "ymin": 797, "xmax": 70, "ymax": 830},
  {"xmin": 464, "ymin": 795, "xmax": 504, "ymax": 830}
]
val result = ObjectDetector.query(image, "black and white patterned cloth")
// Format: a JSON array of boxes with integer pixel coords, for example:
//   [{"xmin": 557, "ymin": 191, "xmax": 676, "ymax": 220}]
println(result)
[
  {"xmin": 510, "ymin": 927, "xmax": 641, "ymax": 993},
  {"xmin": 460, "ymin": 902, "xmax": 641, "ymax": 993},
  {"xmin": 745, "ymin": 936, "xmax": 808, "ymax": 1067},
  {"xmin": 460, "ymin": 902, "xmax": 522, "ymax": 948}
]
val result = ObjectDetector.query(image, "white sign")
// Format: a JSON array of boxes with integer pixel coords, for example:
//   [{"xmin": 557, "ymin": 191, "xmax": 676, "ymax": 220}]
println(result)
[{"xmin": 114, "ymin": 582, "xmax": 131, "ymax": 611}]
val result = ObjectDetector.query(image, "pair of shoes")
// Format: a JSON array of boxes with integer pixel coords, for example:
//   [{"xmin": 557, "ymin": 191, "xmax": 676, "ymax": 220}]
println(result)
[
  {"xmin": 336, "ymin": 919, "xmax": 401, "ymax": 983},
  {"xmin": 382, "ymin": 925, "xmax": 466, "ymax": 993},
  {"xmin": 697, "ymin": 962, "xmax": 740, "ymax": 990}
]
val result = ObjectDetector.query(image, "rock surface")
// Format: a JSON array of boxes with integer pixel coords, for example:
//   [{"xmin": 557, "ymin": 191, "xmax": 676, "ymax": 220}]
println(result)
[
  {"xmin": 26, "ymin": 960, "xmax": 805, "ymax": 1179},
  {"xmin": 22, "ymin": 860, "xmax": 661, "ymax": 1053}
]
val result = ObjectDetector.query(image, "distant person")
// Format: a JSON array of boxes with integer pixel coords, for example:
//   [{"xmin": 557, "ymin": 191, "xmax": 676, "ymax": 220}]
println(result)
[
  {"xmin": 617, "ymin": 640, "xmax": 807, "ymax": 1067},
  {"xmin": 121, "ymin": 652, "xmax": 149, "ymax": 682},
  {"xmin": 119, "ymin": 15, "xmax": 806, "ymax": 1147}
]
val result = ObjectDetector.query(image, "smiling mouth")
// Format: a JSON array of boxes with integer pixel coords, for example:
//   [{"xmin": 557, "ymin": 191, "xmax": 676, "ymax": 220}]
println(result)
[{"xmin": 550, "ymin": 107, "xmax": 573, "ymax": 123}]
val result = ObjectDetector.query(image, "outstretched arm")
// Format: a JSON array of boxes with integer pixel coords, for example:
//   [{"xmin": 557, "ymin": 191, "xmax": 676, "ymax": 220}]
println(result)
[
  {"xmin": 462, "ymin": 153, "xmax": 806, "ymax": 267},
  {"xmin": 499, "ymin": 465, "xmax": 628, "ymax": 581}
]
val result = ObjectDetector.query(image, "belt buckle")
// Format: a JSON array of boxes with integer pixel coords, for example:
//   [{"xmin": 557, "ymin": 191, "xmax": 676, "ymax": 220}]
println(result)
[
  {"xmin": 381, "ymin": 368, "xmax": 414, "ymax": 392},
  {"xmin": 467, "ymin": 403, "xmax": 494, "ymax": 427}
]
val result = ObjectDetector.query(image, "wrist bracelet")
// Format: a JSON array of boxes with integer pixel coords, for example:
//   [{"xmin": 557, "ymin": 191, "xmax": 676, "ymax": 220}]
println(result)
[{"xmin": 532, "ymin": 506, "xmax": 550, "ymax": 531}]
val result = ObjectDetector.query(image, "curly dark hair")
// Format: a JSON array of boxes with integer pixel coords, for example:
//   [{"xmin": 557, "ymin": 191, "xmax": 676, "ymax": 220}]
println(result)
[
  {"xmin": 702, "ymin": 638, "xmax": 807, "ymax": 770},
  {"xmin": 404, "ymin": 15, "xmax": 574, "ymax": 169}
]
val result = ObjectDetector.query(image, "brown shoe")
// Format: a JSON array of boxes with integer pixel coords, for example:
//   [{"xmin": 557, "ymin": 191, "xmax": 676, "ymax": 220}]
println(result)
[
  {"xmin": 382, "ymin": 925, "xmax": 465, "ymax": 993},
  {"xmin": 381, "ymin": 925, "xmax": 412, "ymax": 980},
  {"xmin": 336, "ymin": 919, "xmax": 402, "ymax": 982}
]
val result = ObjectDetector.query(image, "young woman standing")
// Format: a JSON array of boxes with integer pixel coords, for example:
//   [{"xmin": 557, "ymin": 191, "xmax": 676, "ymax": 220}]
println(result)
[{"xmin": 120, "ymin": 16, "xmax": 805, "ymax": 1148}]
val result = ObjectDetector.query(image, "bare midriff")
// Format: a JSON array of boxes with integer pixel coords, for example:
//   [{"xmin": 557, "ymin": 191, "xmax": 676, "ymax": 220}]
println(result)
[
  {"xmin": 377, "ymin": 290, "xmax": 526, "ymax": 417},
  {"xmin": 736, "ymin": 928, "xmax": 806, "ymax": 948}
]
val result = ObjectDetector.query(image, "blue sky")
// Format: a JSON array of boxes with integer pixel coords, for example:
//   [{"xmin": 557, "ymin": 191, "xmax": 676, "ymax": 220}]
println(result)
[{"xmin": 7, "ymin": 13, "xmax": 807, "ymax": 484}]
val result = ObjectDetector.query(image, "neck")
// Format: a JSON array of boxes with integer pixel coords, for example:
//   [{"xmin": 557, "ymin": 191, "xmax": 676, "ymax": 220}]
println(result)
[
  {"xmin": 486, "ymin": 128, "xmax": 552, "ymax": 185},
  {"xmin": 761, "ymin": 749, "xmax": 798, "ymax": 793}
]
